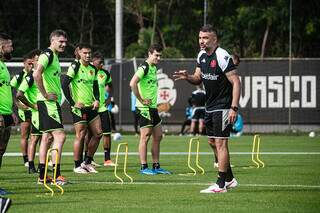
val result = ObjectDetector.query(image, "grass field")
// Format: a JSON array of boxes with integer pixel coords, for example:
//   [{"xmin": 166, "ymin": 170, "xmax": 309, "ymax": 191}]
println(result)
[{"xmin": 1, "ymin": 134, "xmax": 320, "ymax": 212}]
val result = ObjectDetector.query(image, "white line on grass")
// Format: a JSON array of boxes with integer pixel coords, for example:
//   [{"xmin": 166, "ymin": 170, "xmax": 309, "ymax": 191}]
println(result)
[
  {"xmin": 76, "ymin": 181, "xmax": 320, "ymax": 189},
  {"xmin": 4, "ymin": 152, "xmax": 320, "ymax": 157}
]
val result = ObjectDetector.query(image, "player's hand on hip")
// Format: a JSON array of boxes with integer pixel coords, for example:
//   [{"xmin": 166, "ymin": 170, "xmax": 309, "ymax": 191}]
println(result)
[
  {"xmin": 142, "ymin": 99, "xmax": 151, "ymax": 106},
  {"xmin": 228, "ymin": 110, "xmax": 237, "ymax": 124},
  {"xmin": 74, "ymin": 102, "xmax": 85, "ymax": 109},
  {"xmin": 45, "ymin": 93, "xmax": 57, "ymax": 101},
  {"xmin": 12, "ymin": 113, "xmax": 19, "ymax": 125},
  {"xmin": 92, "ymin": 100, "xmax": 100, "ymax": 110},
  {"xmin": 173, "ymin": 70, "xmax": 188, "ymax": 81}
]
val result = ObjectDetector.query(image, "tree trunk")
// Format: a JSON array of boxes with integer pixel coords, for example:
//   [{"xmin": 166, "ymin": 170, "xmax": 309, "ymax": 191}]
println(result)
[{"xmin": 261, "ymin": 23, "xmax": 270, "ymax": 59}]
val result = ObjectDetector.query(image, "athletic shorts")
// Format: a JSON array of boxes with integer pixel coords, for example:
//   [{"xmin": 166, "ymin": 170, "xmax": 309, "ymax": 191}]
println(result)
[
  {"xmin": 71, "ymin": 107, "xmax": 99, "ymax": 125},
  {"xmin": 37, "ymin": 101, "xmax": 64, "ymax": 132},
  {"xmin": 205, "ymin": 109, "xmax": 232, "ymax": 138},
  {"xmin": 99, "ymin": 110, "xmax": 111, "ymax": 135},
  {"xmin": 18, "ymin": 109, "xmax": 31, "ymax": 123},
  {"xmin": 0, "ymin": 114, "xmax": 14, "ymax": 128},
  {"xmin": 136, "ymin": 107, "xmax": 161, "ymax": 128},
  {"xmin": 191, "ymin": 107, "xmax": 205, "ymax": 121},
  {"xmin": 30, "ymin": 109, "xmax": 41, "ymax": 135}
]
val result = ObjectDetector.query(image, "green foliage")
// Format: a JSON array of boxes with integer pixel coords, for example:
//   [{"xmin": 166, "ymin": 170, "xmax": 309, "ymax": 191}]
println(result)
[
  {"xmin": 162, "ymin": 47, "xmax": 184, "ymax": 58},
  {"xmin": 0, "ymin": 0, "xmax": 319, "ymax": 58},
  {"xmin": 125, "ymin": 42, "xmax": 147, "ymax": 58}
]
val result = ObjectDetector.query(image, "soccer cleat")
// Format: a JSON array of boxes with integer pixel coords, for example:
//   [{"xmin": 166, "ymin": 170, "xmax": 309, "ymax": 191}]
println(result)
[
  {"xmin": 81, "ymin": 162, "xmax": 98, "ymax": 173},
  {"xmin": 73, "ymin": 166, "xmax": 88, "ymax": 174},
  {"xmin": 55, "ymin": 176, "xmax": 68, "ymax": 185},
  {"xmin": 91, "ymin": 161, "xmax": 102, "ymax": 167},
  {"xmin": 28, "ymin": 167, "xmax": 38, "ymax": 174},
  {"xmin": 153, "ymin": 168, "xmax": 172, "ymax": 174},
  {"xmin": 37, "ymin": 176, "xmax": 53, "ymax": 185},
  {"xmin": 139, "ymin": 168, "xmax": 157, "ymax": 175},
  {"xmin": 0, "ymin": 196, "xmax": 11, "ymax": 213},
  {"xmin": 225, "ymin": 178, "xmax": 238, "ymax": 189},
  {"xmin": 104, "ymin": 160, "xmax": 116, "ymax": 167},
  {"xmin": 200, "ymin": 183, "xmax": 227, "ymax": 193}
]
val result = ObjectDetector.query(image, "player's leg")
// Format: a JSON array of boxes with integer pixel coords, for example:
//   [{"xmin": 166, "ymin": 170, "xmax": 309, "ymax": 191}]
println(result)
[
  {"xmin": 37, "ymin": 132, "xmax": 52, "ymax": 183},
  {"xmin": 37, "ymin": 101, "xmax": 65, "ymax": 184},
  {"xmin": 28, "ymin": 135, "xmax": 40, "ymax": 173},
  {"xmin": 0, "ymin": 115, "xmax": 14, "ymax": 168},
  {"xmin": 73, "ymin": 123, "xmax": 88, "ymax": 173},
  {"xmin": 28, "ymin": 110, "xmax": 42, "ymax": 173},
  {"xmin": 100, "ymin": 111, "xmax": 115, "ymax": 166},
  {"xmin": 135, "ymin": 108, "xmax": 155, "ymax": 174},
  {"xmin": 81, "ymin": 114, "xmax": 102, "ymax": 173},
  {"xmin": 19, "ymin": 111, "xmax": 31, "ymax": 166}
]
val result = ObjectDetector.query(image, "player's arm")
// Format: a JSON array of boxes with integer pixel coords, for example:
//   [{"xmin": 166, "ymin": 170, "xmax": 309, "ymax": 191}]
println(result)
[
  {"xmin": 226, "ymin": 70, "xmax": 241, "ymax": 124},
  {"xmin": 92, "ymin": 78, "xmax": 100, "ymax": 110},
  {"xmin": 129, "ymin": 75, "xmax": 150, "ymax": 106},
  {"xmin": 61, "ymin": 75, "xmax": 75, "ymax": 106},
  {"xmin": 173, "ymin": 67, "xmax": 202, "ymax": 85},
  {"xmin": 104, "ymin": 82, "xmax": 112, "ymax": 106}
]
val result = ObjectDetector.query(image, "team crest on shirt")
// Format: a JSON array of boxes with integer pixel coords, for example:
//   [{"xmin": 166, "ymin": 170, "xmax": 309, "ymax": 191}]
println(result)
[
  {"xmin": 89, "ymin": 70, "xmax": 94, "ymax": 75},
  {"xmin": 157, "ymin": 69, "xmax": 177, "ymax": 118},
  {"xmin": 99, "ymin": 74, "xmax": 104, "ymax": 79},
  {"xmin": 210, "ymin": 60, "xmax": 217, "ymax": 68}
]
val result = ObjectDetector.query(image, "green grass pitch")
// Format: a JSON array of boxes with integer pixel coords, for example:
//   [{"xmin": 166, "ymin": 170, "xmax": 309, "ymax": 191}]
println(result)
[{"xmin": 1, "ymin": 134, "xmax": 320, "ymax": 212}]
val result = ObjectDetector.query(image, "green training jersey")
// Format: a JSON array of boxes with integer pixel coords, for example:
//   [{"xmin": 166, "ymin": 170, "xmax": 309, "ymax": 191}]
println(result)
[
  {"xmin": 135, "ymin": 61, "xmax": 158, "ymax": 108},
  {"xmin": 37, "ymin": 49, "xmax": 62, "ymax": 103},
  {"xmin": 66, "ymin": 60, "xmax": 98, "ymax": 107},
  {"xmin": 97, "ymin": 69, "xmax": 112, "ymax": 112},
  {"xmin": 10, "ymin": 69, "xmax": 31, "ymax": 111},
  {"xmin": 18, "ymin": 71, "xmax": 39, "ymax": 105},
  {"xmin": 10, "ymin": 69, "xmax": 27, "ymax": 89},
  {"xmin": 0, "ymin": 60, "xmax": 13, "ymax": 114}
]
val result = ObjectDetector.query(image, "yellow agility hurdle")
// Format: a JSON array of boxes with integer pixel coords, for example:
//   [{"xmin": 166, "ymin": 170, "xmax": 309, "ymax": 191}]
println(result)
[
  {"xmin": 114, "ymin": 142, "xmax": 133, "ymax": 184},
  {"xmin": 43, "ymin": 148, "xmax": 64, "ymax": 196},
  {"xmin": 180, "ymin": 138, "xmax": 205, "ymax": 176},
  {"xmin": 252, "ymin": 135, "xmax": 265, "ymax": 168}
]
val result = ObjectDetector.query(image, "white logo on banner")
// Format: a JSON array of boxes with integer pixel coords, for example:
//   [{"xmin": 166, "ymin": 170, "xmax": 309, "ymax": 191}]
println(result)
[
  {"xmin": 157, "ymin": 69, "xmax": 177, "ymax": 117},
  {"xmin": 240, "ymin": 76, "xmax": 317, "ymax": 108}
]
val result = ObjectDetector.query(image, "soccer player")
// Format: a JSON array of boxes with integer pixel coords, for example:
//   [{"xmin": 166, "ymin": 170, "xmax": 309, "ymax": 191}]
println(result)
[
  {"xmin": 189, "ymin": 85, "xmax": 206, "ymax": 135},
  {"xmin": 16, "ymin": 49, "xmax": 42, "ymax": 173},
  {"xmin": 62, "ymin": 44, "xmax": 102, "ymax": 174},
  {"xmin": 129, "ymin": 44, "xmax": 171, "ymax": 175},
  {"xmin": 174, "ymin": 24, "xmax": 241, "ymax": 193},
  {"xmin": 91, "ymin": 51, "xmax": 115, "ymax": 167},
  {"xmin": 10, "ymin": 54, "xmax": 33, "ymax": 167},
  {"xmin": 33, "ymin": 29, "xmax": 67, "ymax": 184},
  {"xmin": 0, "ymin": 32, "xmax": 16, "ymax": 168}
]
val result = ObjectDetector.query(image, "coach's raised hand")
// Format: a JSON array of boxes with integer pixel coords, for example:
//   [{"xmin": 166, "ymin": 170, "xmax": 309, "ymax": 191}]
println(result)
[{"xmin": 173, "ymin": 70, "xmax": 188, "ymax": 81}]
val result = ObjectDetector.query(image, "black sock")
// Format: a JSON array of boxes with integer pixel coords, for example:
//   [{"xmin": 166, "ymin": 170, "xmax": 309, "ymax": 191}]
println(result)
[
  {"xmin": 141, "ymin": 164, "xmax": 148, "ymax": 170},
  {"xmin": 39, "ymin": 163, "xmax": 45, "ymax": 179},
  {"xmin": 53, "ymin": 164, "xmax": 61, "ymax": 177},
  {"xmin": 29, "ymin": 161, "xmax": 35, "ymax": 169},
  {"xmin": 216, "ymin": 171, "xmax": 227, "ymax": 188},
  {"xmin": 153, "ymin": 162, "xmax": 160, "ymax": 169},
  {"xmin": 84, "ymin": 151, "xmax": 88, "ymax": 161},
  {"xmin": 226, "ymin": 164, "xmax": 234, "ymax": 182},
  {"xmin": 104, "ymin": 148, "xmax": 111, "ymax": 161},
  {"xmin": 75, "ymin": 160, "xmax": 82, "ymax": 168},
  {"xmin": 85, "ymin": 156, "xmax": 93, "ymax": 164},
  {"xmin": 23, "ymin": 155, "xmax": 28, "ymax": 163}
]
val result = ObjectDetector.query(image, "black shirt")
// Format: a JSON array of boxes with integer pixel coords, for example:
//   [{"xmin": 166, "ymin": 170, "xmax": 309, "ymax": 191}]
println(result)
[{"xmin": 196, "ymin": 47, "xmax": 236, "ymax": 111}]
